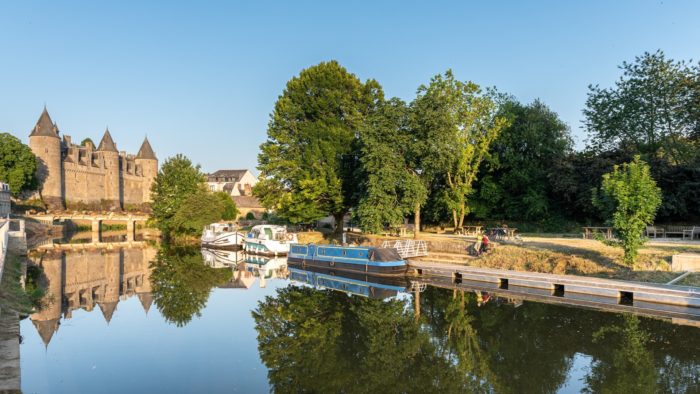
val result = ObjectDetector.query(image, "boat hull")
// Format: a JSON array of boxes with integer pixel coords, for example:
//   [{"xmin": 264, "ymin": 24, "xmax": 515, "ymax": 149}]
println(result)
[
  {"xmin": 201, "ymin": 232, "xmax": 244, "ymax": 249},
  {"xmin": 243, "ymin": 240, "xmax": 290, "ymax": 256},
  {"xmin": 287, "ymin": 255, "xmax": 407, "ymax": 276}
]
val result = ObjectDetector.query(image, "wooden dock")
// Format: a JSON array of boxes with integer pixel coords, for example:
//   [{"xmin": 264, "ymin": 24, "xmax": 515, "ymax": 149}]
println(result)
[{"xmin": 408, "ymin": 261, "xmax": 700, "ymax": 311}]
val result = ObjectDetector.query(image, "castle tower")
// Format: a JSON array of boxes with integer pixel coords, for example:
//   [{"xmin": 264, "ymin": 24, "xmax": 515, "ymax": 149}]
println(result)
[
  {"xmin": 97, "ymin": 128, "xmax": 121, "ymax": 211},
  {"xmin": 135, "ymin": 137, "xmax": 158, "ymax": 204},
  {"xmin": 28, "ymin": 107, "xmax": 64, "ymax": 210}
]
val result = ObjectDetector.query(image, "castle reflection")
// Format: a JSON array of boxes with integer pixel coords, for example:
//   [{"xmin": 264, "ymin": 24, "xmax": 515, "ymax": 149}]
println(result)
[{"xmin": 29, "ymin": 246, "xmax": 157, "ymax": 347}]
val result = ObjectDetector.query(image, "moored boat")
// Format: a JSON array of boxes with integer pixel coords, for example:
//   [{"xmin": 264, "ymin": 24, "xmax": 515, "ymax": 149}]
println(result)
[
  {"xmin": 201, "ymin": 223, "xmax": 245, "ymax": 249},
  {"xmin": 288, "ymin": 266, "xmax": 407, "ymax": 299},
  {"xmin": 288, "ymin": 244, "xmax": 407, "ymax": 276},
  {"xmin": 201, "ymin": 247, "xmax": 244, "ymax": 267},
  {"xmin": 243, "ymin": 225, "xmax": 297, "ymax": 256}
]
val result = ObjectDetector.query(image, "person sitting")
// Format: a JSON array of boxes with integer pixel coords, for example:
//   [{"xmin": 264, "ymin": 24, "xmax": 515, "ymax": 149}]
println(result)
[{"xmin": 481, "ymin": 233, "xmax": 490, "ymax": 254}]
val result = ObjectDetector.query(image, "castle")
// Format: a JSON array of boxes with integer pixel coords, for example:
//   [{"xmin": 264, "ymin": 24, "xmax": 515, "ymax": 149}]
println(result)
[{"xmin": 28, "ymin": 107, "xmax": 158, "ymax": 211}]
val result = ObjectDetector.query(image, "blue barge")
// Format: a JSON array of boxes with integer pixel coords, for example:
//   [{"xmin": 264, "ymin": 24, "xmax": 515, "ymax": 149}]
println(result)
[
  {"xmin": 288, "ymin": 244, "xmax": 407, "ymax": 276},
  {"xmin": 289, "ymin": 266, "xmax": 408, "ymax": 299}
]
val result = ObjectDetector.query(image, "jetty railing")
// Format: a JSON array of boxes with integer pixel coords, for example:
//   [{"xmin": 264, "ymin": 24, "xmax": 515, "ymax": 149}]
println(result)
[{"xmin": 382, "ymin": 240, "xmax": 428, "ymax": 258}]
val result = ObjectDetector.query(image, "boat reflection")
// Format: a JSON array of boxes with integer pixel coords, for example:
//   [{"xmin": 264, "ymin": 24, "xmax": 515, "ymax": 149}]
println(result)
[
  {"xmin": 288, "ymin": 264, "xmax": 409, "ymax": 299},
  {"xmin": 204, "ymin": 247, "xmax": 289, "ymax": 289}
]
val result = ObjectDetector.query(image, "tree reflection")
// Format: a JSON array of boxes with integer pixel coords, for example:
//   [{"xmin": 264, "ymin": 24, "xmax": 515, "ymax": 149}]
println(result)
[
  {"xmin": 584, "ymin": 315, "xmax": 657, "ymax": 393},
  {"xmin": 254, "ymin": 283, "xmax": 699, "ymax": 392},
  {"xmin": 253, "ymin": 285, "xmax": 475, "ymax": 393},
  {"xmin": 150, "ymin": 245, "xmax": 232, "ymax": 327}
]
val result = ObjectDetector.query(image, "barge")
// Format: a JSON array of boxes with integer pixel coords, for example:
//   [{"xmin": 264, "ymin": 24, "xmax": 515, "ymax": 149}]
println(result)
[{"xmin": 288, "ymin": 244, "xmax": 407, "ymax": 276}]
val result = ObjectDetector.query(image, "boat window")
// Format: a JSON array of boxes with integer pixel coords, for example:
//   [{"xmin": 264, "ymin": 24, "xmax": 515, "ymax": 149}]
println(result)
[
  {"xmin": 319, "ymin": 248, "xmax": 325, "ymax": 256},
  {"xmin": 264, "ymin": 228, "xmax": 273, "ymax": 240}
]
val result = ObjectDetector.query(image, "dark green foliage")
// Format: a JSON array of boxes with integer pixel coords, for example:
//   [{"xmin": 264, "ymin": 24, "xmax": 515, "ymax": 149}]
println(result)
[
  {"xmin": 245, "ymin": 211, "xmax": 255, "ymax": 220},
  {"xmin": 354, "ymin": 98, "xmax": 426, "ymax": 233},
  {"xmin": 214, "ymin": 191, "xmax": 238, "ymax": 220},
  {"xmin": 80, "ymin": 138, "xmax": 95, "ymax": 147},
  {"xmin": 472, "ymin": 99, "xmax": 573, "ymax": 222},
  {"xmin": 584, "ymin": 50, "xmax": 699, "ymax": 164},
  {"xmin": 255, "ymin": 61, "xmax": 379, "ymax": 232},
  {"xmin": 593, "ymin": 157, "xmax": 662, "ymax": 264},
  {"xmin": 172, "ymin": 191, "xmax": 224, "ymax": 235},
  {"xmin": 0, "ymin": 132, "xmax": 38, "ymax": 197},
  {"xmin": 150, "ymin": 245, "xmax": 232, "ymax": 327},
  {"xmin": 150, "ymin": 154, "xmax": 207, "ymax": 235},
  {"xmin": 253, "ymin": 285, "xmax": 476, "ymax": 392}
]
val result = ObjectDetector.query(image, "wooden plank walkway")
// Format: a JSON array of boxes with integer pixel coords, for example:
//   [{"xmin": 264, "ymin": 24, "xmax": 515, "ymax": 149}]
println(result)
[{"xmin": 408, "ymin": 260, "xmax": 700, "ymax": 309}]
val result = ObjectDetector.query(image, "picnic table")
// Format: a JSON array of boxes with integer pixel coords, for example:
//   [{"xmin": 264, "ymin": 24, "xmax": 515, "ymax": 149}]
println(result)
[
  {"xmin": 489, "ymin": 227, "xmax": 517, "ymax": 240},
  {"xmin": 457, "ymin": 226, "xmax": 482, "ymax": 236},
  {"xmin": 582, "ymin": 226, "xmax": 614, "ymax": 240}
]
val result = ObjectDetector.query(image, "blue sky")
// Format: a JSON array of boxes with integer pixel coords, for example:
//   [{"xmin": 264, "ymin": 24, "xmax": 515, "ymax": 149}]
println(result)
[{"xmin": 1, "ymin": 1, "xmax": 699, "ymax": 173}]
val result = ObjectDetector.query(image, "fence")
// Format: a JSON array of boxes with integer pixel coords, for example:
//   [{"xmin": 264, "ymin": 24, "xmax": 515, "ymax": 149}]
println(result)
[
  {"xmin": 381, "ymin": 239, "xmax": 428, "ymax": 259},
  {"xmin": 0, "ymin": 220, "xmax": 9, "ymax": 280}
]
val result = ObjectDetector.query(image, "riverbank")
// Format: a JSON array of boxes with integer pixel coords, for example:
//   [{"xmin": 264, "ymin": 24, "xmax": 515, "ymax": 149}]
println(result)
[{"xmin": 347, "ymin": 232, "xmax": 700, "ymax": 286}]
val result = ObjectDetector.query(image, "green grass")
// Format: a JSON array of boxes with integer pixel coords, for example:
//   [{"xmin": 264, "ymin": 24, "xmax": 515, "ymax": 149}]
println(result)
[{"xmin": 0, "ymin": 254, "xmax": 46, "ymax": 315}]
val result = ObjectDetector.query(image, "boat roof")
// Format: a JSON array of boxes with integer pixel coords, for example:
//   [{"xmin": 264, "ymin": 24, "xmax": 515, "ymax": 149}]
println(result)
[{"xmin": 251, "ymin": 224, "xmax": 287, "ymax": 231}]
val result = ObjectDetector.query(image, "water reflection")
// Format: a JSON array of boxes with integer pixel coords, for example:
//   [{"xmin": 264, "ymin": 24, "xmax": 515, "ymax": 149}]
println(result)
[
  {"xmin": 28, "ymin": 245, "xmax": 156, "ymax": 347},
  {"xmin": 19, "ymin": 242, "xmax": 700, "ymax": 393},
  {"xmin": 255, "ymin": 273, "xmax": 700, "ymax": 393}
]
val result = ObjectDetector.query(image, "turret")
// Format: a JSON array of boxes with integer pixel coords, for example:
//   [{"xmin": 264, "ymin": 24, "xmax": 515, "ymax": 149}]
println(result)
[
  {"xmin": 30, "ymin": 252, "xmax": 64, "ymax": 348},
  {"xmin": 135, "ymin": 137, "xmax": 158, "ymax": 205},
  {"xmin": 28, "ymin": 107, "xmax": 64, "ymax": 210},
  {"xmin": 97, "ymin": 128, "xmax": 121, "ymax": 211}
]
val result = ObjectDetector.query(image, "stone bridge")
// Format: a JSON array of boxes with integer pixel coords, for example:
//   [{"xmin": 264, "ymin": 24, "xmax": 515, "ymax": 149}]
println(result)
[{"xmin": 28, "ymin": 213, "xmax": 149, "ymax": 242}]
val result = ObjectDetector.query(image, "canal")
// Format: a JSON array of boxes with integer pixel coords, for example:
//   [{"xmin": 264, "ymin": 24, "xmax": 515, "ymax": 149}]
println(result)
[{"xmin": 15, "ymin": 239, "xmax": 700, "ymax": 393}]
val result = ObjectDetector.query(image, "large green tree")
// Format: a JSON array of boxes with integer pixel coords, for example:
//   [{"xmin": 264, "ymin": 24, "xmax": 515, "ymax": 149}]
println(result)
[
  {"xmin": 584, "ymin": 50, "xmax": 699, "ymax": 165},
  {"xmin": 0, "ymin": 133, "xmax": 38, "ymax": 197},
  {"xmin": 172, "ymin": 191, "xmax": 225, "ymax": 235},
  {"xmin": 410, "ymin": 71, "xmax": 508, "ymax": 230},
  {"xmin": 354, "ymin": 97, "xmax": 426, "ymax": 233},
  {"xmin": 472, "ymin": 99, "xmax": 573, "ymax": 222},
  {"xmin": 255, "ymin": 61, "xmax": 379, "ymax": 233},
  {"xmin": 593, "ymin": 156, "xmax": 662, "ymax": 265},
  {"xmin": 150, "ymin": 154, "xmax": 207, "ymax": 235},
  {"xmin": 214, "ymin": 191, "xmax": 239, "ymax": 220}
]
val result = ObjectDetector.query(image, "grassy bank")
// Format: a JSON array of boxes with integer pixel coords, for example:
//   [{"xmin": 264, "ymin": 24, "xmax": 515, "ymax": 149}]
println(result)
[
  {"xmin": 0, "ymin": 253, "xmax": 45, "ymax": 315},
  {"xmin": 446, "ymin": 236, "xmax": 700, "ymax": 285}
]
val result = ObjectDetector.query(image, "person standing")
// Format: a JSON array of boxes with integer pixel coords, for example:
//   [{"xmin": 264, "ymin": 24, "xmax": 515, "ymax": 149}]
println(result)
[{"xmin": 474, "ymin": 231, "xmax": 483, "ymax": 255}]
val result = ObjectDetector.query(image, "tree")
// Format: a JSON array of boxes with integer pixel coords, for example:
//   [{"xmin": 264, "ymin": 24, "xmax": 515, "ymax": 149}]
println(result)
[
  {"xmin": 472, "ymin": 99, "xmax": 573, "ymax": 222},
  {"xmin": 410, "ymin": 71, "xmax": 508, "ymax": 230},
  {"xmin": 584, "ymin": 50, "xmax": 699, "ymax": 165},
  {"xmin": 354, "ymin": 98, "xmax": 426, "ymax": 233},
  {"xmin": 172, "ymin": 191, "xmax": 224, "ymax": 234},
  {"xmin": 150, "ymin": 244, "xmax": 232, "ymax": 326},
  {"xmin": 0, "ymin": 133, "xmax": 38, "ymax": 197},
  {"xmin": 255, "ymin": 61, "xmax": 379, "ymax": 234},
  {"xmin": 593, "ymin": 156, "xmax": 662, "ymax": 265},
  {"xmin": 80, "ymin": 138, "xmax": 95, "ymax": 147},
  {"xmin": 150, "ymin": 154, "xmax": 207, "ymax": 235},
  {"xmin": 214, "ymin": 191, "xmax": 238, "ymax": 220}
]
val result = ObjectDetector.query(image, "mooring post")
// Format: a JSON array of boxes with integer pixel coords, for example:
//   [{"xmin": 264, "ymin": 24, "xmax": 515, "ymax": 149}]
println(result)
[
  {"xmin": 127, "ymin": 220, "xmax": 135, "ymax": 242},
  {"xmin": 92, "ymin": 219, "xmax": 101, "ymax": 243}
]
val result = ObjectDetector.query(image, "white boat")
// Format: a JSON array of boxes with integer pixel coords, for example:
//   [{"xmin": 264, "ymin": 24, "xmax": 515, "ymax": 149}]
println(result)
[
  {"xmin": 201, "ymin": 248, "xmax": 244, "ymax": 267},
  {"xmin": 201, "ymin": 223, "xmax": 245, "ymax": 249},
  {"xmin": 243, "ymin": 225, "xmax": 297, "ymax": 256}
]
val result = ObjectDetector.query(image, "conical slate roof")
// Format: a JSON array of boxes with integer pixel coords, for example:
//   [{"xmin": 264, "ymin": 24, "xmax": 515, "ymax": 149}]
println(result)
[
  {"xmin": 98, "ymin": 301, "xmax": 118, "ymax": 323},
  {"xmin": 31, "ymin": 318, "xmax": 60, "ymax": 348},
  {"xmin": 97, "ymin": 128, "xmax": 118, "ymax": 152},
  {"xmin": 136, "ymin": 137, "xmax": 157, "ymax": 160},
  {"xmin": 29, "ymin": 107, "xmax": 59, "ymax": 138}
]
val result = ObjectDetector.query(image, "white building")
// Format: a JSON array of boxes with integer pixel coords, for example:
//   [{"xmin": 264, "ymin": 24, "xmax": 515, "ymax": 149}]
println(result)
[
  {"xmin": 0, "ymin": 182, "xmax": 10, "ymax": 217},
  {"xmin": 207, "ymin": 169, "xmax": 258, "ymax": 197},
  {"xmin": 207, "ymin": 170, "xmax": 266, "ymax": 219}
]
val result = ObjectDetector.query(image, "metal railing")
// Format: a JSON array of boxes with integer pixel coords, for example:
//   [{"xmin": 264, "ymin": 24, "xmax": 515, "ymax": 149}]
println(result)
[{"xmin": 381, "ymin": 239, "xmax": 428, "ymax": 259}]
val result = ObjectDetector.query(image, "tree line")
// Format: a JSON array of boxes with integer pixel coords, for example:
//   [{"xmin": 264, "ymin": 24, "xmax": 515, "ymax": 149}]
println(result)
[{"xmin": 255, "ymin": 51, "xmax": 700, "ymax": 235}]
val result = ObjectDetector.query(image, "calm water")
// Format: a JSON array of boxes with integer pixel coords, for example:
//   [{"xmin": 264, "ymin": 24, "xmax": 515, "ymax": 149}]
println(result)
[{"xmin": 15, "ymin": 241, "xmax": 700, "ymax": 393}]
